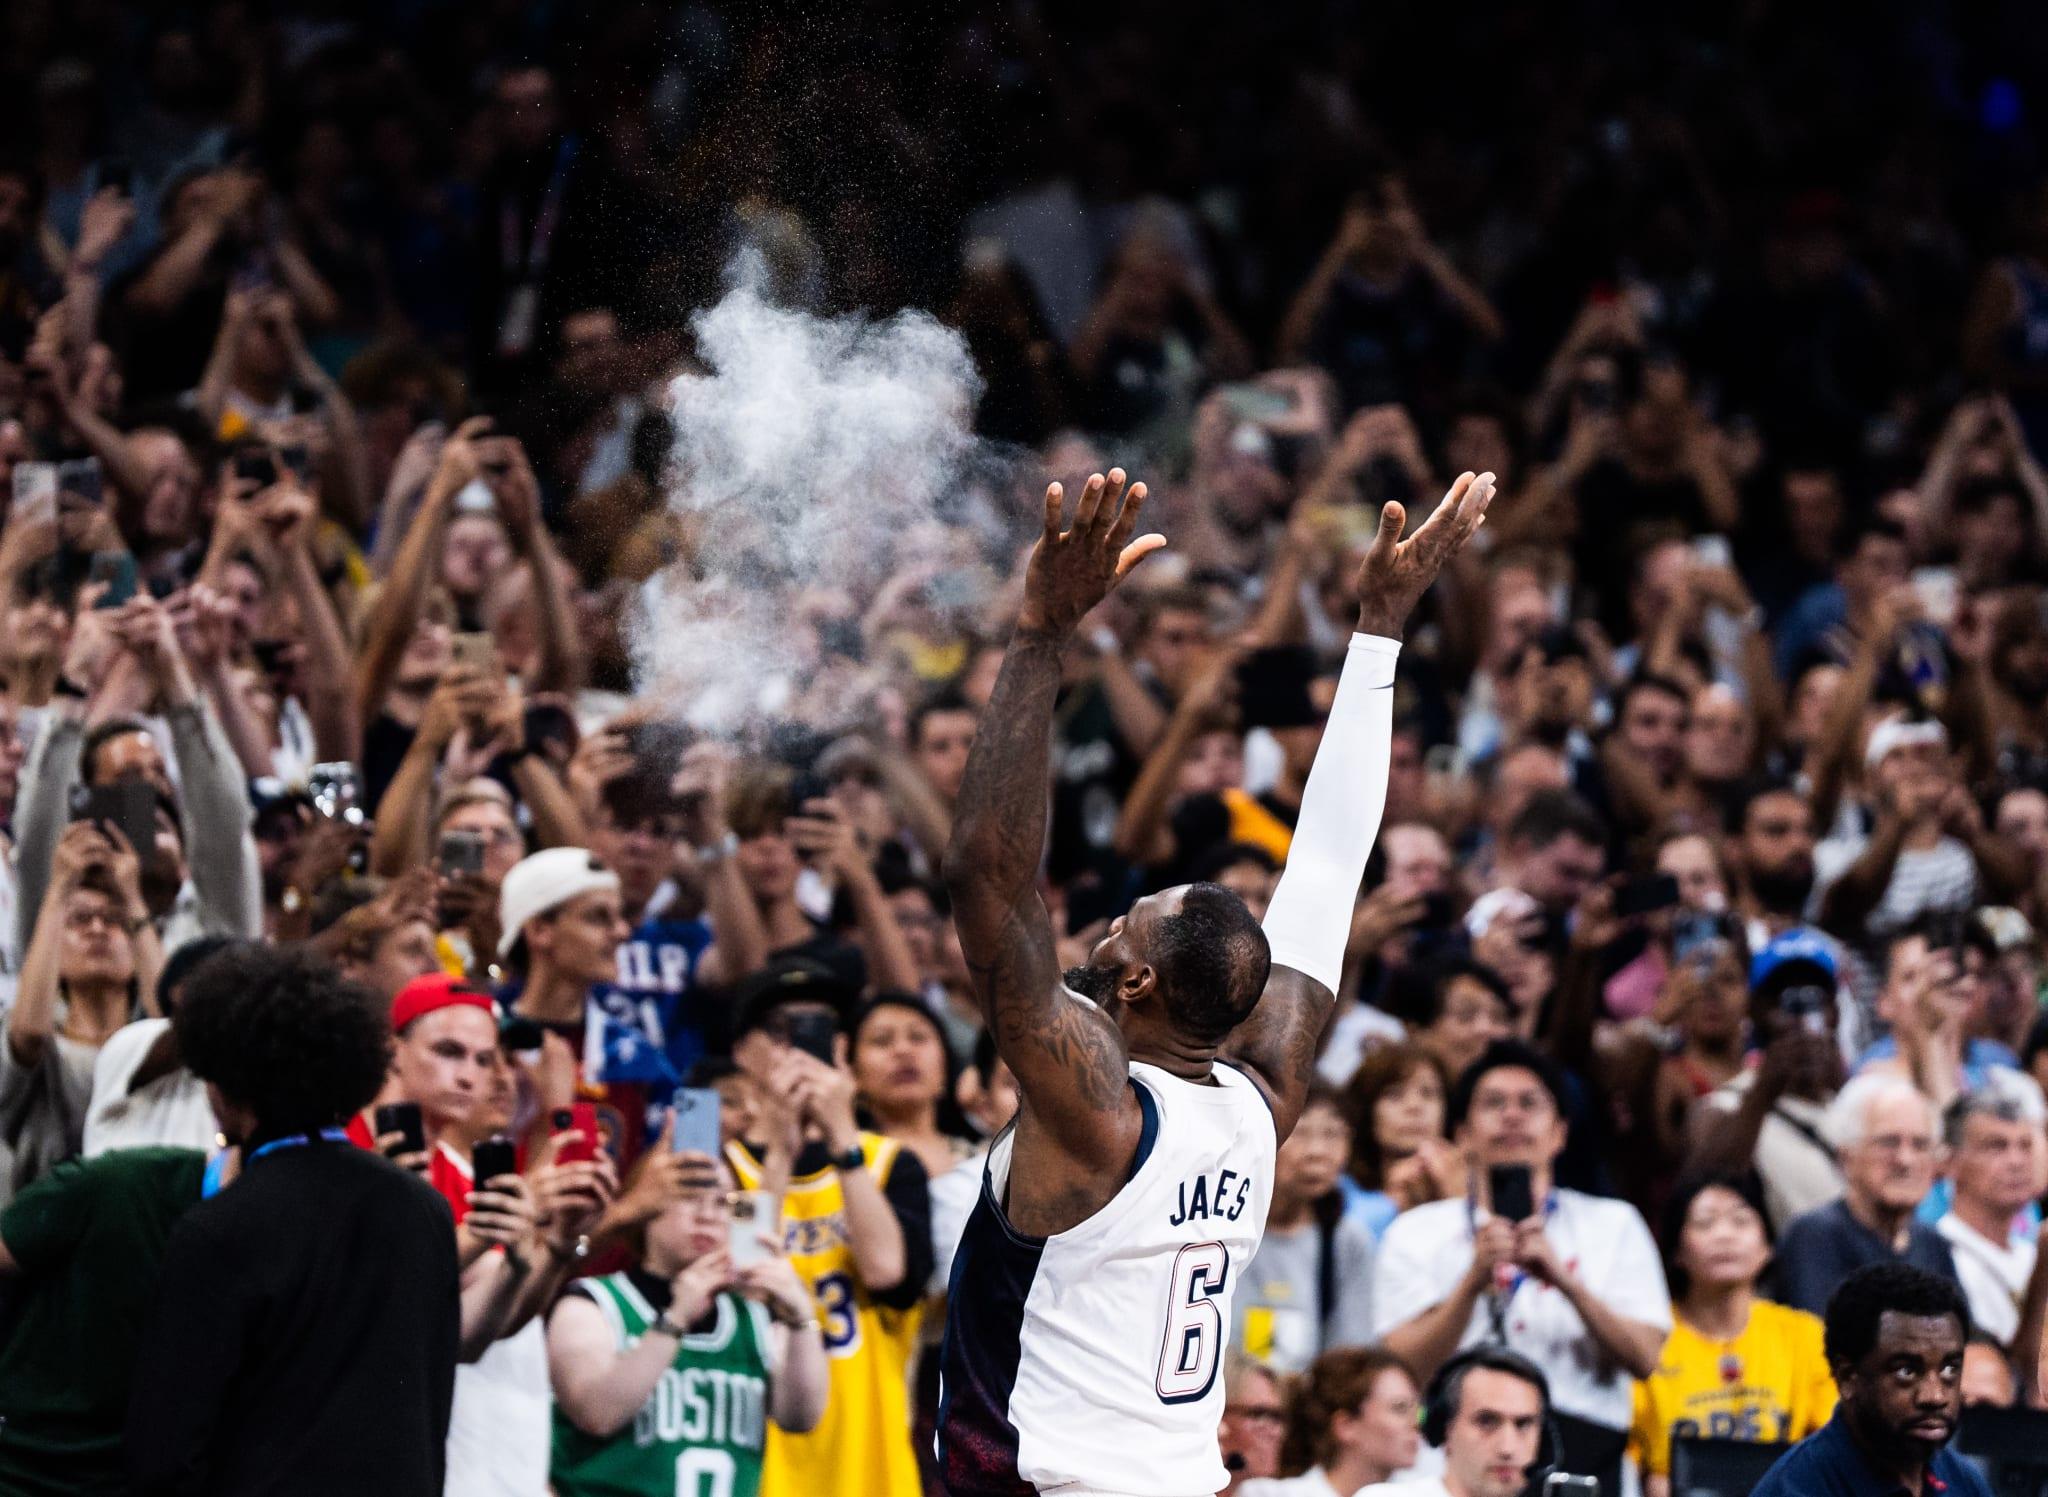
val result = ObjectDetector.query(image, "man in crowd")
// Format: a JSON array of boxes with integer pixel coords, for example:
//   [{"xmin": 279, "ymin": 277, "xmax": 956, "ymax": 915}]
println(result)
[
  {"xmin": 124, "ymin": 944, "xmax": 459, "ymax": 1496},
  {"xmin": 1361, "ymin": 1348, "xmax": 1554, "ymax": 1497},
  {"xmin": 1774, "ymin": 1073, "xmax": 1959, "ymax": 1314},
  {"xmin": 1751, "ymin": 1263, "xmax": 1989, "ymax": 1497},
  {"xmin": 1933, "ymin": 1075, "xmax": 2044, "ymax": 1354},
  {"xmin": 1373, "ymin": 1039, "xmax": 1669, "ymax": 1490}
]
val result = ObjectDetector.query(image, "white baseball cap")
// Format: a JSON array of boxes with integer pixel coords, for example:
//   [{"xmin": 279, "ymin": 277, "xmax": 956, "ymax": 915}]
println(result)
[{"xmin": 497, "ymin": 847, "xmax": 621, "ymax": 956}]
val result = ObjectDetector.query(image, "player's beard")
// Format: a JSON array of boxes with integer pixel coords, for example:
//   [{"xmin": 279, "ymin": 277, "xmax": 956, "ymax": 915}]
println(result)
[{"xmin": 1063, "ymin": 963, "xmax": 1120, "ymax": 1009}]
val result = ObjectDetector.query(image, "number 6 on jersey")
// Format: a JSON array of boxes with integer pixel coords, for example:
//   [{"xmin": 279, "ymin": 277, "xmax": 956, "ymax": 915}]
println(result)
[{"xmin": 1156, "ymin": 1242, "xmax": 1228, "ymax": 1403}]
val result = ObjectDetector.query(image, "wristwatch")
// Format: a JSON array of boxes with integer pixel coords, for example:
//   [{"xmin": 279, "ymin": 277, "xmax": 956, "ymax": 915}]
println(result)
[
  {"xmin": 651, "ymin": 1310, "xmax": 687, "ymax": 1338},
  {"xmin": 696, "ymin": 831, "xmax": 740, "ymax": 864},
  {"xmin": 828, "ymin": 1143, "xmax": 866, "ymax": 1173}
]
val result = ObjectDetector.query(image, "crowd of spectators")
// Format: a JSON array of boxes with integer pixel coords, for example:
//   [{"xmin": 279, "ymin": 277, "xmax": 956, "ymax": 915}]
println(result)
[{"xmin": 8, "ymin": 2, "xmax": 2048, "ymax": 1495}]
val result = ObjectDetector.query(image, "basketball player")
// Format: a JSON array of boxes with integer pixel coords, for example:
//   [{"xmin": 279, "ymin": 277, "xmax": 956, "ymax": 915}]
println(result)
[{"xmin": 937, "ymin": 465, "xmax": 1495, "ymax": 1495}]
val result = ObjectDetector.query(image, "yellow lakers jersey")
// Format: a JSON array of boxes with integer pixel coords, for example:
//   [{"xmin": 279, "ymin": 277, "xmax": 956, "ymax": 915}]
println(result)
[
  {"xmin": 1628, "ymin": 1298, "xmax": 1837, "ymax": 1476},
  {"xmin": 728, "ymin": 1133, "xmax": 924, "ymax": 1497}
]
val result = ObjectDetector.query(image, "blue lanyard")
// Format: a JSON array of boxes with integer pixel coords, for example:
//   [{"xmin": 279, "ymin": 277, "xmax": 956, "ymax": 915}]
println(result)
[
  {"xmin": 1467, "ymin": 1190, "xmax": 1558, "ymax": 1334},
  {"xmin": 202, "ymin": 1128, "xmax": 348, "ymax": 1199}
]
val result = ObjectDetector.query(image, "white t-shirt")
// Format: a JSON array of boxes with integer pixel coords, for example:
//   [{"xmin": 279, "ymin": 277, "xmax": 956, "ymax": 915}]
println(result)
[
  {"xmin": 1938, "ymin": 1210, "xmax": 2038, "ymax": 1350},
  {"xmin": 444, "ymin": 1301, "xmax": 550, "ymax": 1495},
  {"xmin": 1237, "ymin": 1472, "xmax": 1347, "ymax": 1497},
  {"xmin": 1370, "ymin": 1188, "xmax": 1671, "ymax": 1432},
  {"xmin": 83, "ymin": 1018, "xmax": 218, "ymax": 1156},
  {"xmin": 1316, "ymin": 1001, "xmax": 1407, "ymax": 1088},
  {"xmin": 1357, "ymin": 1480, "xmax": 1450, "ymax": 1497}
]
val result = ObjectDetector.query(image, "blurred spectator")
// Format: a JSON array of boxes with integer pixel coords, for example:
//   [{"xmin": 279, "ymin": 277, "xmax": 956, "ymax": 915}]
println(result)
[
  {"xmin": 1933, "ymin": 1076, "xmax": 2045, "ymax": 1354},
  {"xmin": 3, "ymin": 820, "xmax": 159, "ymax": 1198},
  {"xmin": 1341, "ymin": 1041, "xmax": 1460, "ymax": 1240},
  {"xmin": 547, "ymin": 1152, "xmax": 828, "ymax": 1497},
  {"xmin": 1234, "ymin": 1083, "xmax": 1376, "ymax": 1373},
  {"xmin": 81, "ymin": 932, "xmax": 230, "ymax": 1156},
  {"xmin": 1241, "ymin": 1346, "xmax": 1422, "ymax": 1495},
  {"xmin": 1627, "ymin": 1173, "xmax": 1836, "ymax": 1497},
  {"xmin": 724, "ymin": 961, "xmax": 930, "ymax": 1497},
  {"xmin": 1373, "ymin": 1040, "xmax": 1669, "ymax": 1491},
  {"xmin": 1773, "ymin": 1074, "xmax": 1959, "ymax": 1315},
  {"xmin": 1218, "ymin": 1351, "xmax": 1288, "ymax": 1493}
]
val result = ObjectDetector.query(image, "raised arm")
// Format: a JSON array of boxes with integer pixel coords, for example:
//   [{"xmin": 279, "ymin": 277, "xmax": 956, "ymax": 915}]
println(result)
[
  {"xmin": 1224, "ymin": 472, "xmax": 1494, "ymax": 1140},
  {"xmin": 942, "ymin": 470, "xmax": 1163, "ymax": 1169}
]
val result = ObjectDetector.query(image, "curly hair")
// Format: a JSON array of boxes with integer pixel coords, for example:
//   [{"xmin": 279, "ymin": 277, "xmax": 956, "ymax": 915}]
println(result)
[
  {"xmin": 1280, "ymin": 1346, "xmax": 1417, "ymax": 1475},
  {"xmin": 173, "ymin": 943, "xmax": 391, "ymax": 1135}
]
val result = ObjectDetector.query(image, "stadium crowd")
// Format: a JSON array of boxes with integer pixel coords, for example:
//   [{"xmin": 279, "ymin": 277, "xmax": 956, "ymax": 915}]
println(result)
[{"xmin": 5, "ymin": 2, "xmax": 2048, "ymax": 1495}]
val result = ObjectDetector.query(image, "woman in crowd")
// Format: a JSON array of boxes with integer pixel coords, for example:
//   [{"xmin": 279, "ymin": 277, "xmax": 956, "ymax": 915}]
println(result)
[
  {"xmin": 1392, "ymin": 955, "xmax": 1514, "ymax": 1085},
  {"xmin": 848, "ymin": 993, "xmax": 974, "ymax": 1186},
  {"xmin": 1341, "ymin": 1041, "xmax": 1460, "ymax": 1240},
  {"xmin": 1233, "ymin": 1084, "xmax": 1376, "ymax": 1373},
  {"xmin": 1239, "ymin": 1346, "xmax": 1423, "ymax": 1496},
  {"xmin": 548, "ymin": 1157, "xmax": 829, "ymax": 1497},
  {"xmin": 1628, "ymin": 1172, "xmax": 1835, "ymax": 1497}
]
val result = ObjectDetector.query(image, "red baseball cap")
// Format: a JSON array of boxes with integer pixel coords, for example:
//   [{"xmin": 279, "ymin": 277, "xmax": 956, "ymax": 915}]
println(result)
[{"xmin": 390, "ymin": 972, "xmax": 496, "ymax": 1035}]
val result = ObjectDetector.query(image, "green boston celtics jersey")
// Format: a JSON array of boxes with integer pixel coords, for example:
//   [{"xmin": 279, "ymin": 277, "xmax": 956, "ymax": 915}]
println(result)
[{"xmin": 552, "ymin": 1273, "xmax": 776, "ymax": 1497}]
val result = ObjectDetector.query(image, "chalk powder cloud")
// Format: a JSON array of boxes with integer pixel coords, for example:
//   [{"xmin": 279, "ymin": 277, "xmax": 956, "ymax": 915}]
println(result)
[{"xmin": 634, "ymin": 254, "xmax": 987, "ymax": 730}]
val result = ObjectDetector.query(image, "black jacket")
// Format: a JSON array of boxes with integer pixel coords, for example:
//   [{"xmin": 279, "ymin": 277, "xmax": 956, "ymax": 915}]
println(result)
[{"xmin": 126, "ymin": 1138, "xmax": 460, "ymax": 1497}]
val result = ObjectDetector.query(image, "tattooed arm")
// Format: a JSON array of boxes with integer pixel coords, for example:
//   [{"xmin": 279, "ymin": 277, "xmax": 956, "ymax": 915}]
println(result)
[
  {"xmin": 1224, "ymin": 473, "xmax": 1495, "ymax": 1140},
  {"xmin": 943, "ymin": 471, "xmax": 1164, "ymax": 1182}
]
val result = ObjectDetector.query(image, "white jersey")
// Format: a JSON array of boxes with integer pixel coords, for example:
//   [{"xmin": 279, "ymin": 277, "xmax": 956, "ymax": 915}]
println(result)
[{"xmin": 936, "ymin": 1059, "xmax": 1277, "ymax": 1496}]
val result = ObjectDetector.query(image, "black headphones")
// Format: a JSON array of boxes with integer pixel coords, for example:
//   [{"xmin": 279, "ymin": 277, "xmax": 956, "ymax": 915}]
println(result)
[{"xmin": 1421, "ymin": 1346, "xmax": 1563, "ymax": 1486}]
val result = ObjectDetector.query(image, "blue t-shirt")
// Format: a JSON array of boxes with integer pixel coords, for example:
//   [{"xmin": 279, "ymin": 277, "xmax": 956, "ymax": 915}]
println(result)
[
  {"xmin": 603, "ymin": 913, "xmax": 716, "ymax": 1080},
  {"xmin": 1752, "ymin": 1408, "xmax": 1990, "ymax": 1497},
  {"xmin": 1773, "ymin": 1199, "xmax": 1961, "ymax": 1317}
]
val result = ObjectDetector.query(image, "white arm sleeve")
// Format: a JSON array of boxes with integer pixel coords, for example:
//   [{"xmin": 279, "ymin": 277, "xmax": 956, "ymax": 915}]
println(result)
[{"xmin": 1258, "ymin": 632, "xmax": 1400, "ymax": 995}]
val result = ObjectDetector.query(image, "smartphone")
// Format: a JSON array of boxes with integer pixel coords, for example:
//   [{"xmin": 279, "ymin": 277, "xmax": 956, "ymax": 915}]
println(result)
[
  {"xmin": 523, "ymin": 701, "xmax": 577, "ymax": 761},
  {"xmin": 1219, "ymin": 383, "xmax": 1297, "ymax": 423},
  {"xmin": 728, "ymin": 1190, "xmax": 776, "ymax": 1268},
  {"xmin": 1689, "ymin": 534, "xmax": 1733, "ymax": 570},
  {"xmin": 499, "ymin": 1015, "xmax": 545, "ymax": 1052},
  {"xmin": 57, "ymin": 457, "xmax": 103, "ymax": 507},
  {"xmin": 672, "ymin": 1087, "xmax": 723, "ymax": 1157},
  {"xmin": 307, "ymin": 762, "xmax": 361, "ymax": 825},
  {"xmin": 471, "ymin": 1135, "xmax": 518, "ymax": 1187},
  {"xmin": 551, "ymin": 1103, "xmax": 601, "ymax": 1165},
  {"xmin": 451, "ymin": 631, "xmax": 499, "ymax": 674},
  {"xmin": 1488, "ymin": 1163, "xmax": 1535, "ymax": 1224},
  {"xmin": 11, "ymin": 462, "xmax": 57, "ymax": 525},
  {"xmin": 437, "ymin": 829, "xmax": 485, "ymax": 876},
  {"xmin": 1416, "ymin": 891, "xmax": 1457, "ymax": 930},
  {"xmin": 1614, "ymin": 872, "xmax": 1681, "ymax": 918},
  {"xmin": 69, "ymin": 777, "xmax": 158, "ymax": 862},
  {"xmin": 788, "ymin": 769, "xmax": 833, "ymax": 818},
  {"xmin": 374, "ymin": 1101, "xmax": 426, "ymax": 1157},
  {"xmin": 782, "ymin": 1009, "xmax": 839, "ymax": 1064},
  {"xmin": 250, "ymin": 638, "xmax": 289, "ymax": 677},
  {"xmin": 88, "ymin": 551, "xmax": 137, "ymax": 609},
  {"xmin": 233, "ymin": 448, "xmax": 276, "ymax": 486},
  {"xmin": 1779, "ymin": 983, "xmax": 1833, "ymax": 1037}
]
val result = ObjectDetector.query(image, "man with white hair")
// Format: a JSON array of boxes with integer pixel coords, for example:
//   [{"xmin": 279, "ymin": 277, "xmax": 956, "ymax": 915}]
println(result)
[
  {"xmin": 1934, "ymin": 1073, "xmax": 2047, "ymax": 1351},
  {"xmin": 1773, "ymin": 1072, "xmax": 1962, "ymax": 1314}
]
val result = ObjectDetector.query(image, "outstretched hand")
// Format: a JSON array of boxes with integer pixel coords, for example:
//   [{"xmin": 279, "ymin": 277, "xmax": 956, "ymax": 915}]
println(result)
[
  {"xmin": 1353, "ymin": 469, "xmax": 1494, "ymax": 640},
  {"xmin": 1016, "ymin": 468, "xmax": 1164, "ymax": 640}
]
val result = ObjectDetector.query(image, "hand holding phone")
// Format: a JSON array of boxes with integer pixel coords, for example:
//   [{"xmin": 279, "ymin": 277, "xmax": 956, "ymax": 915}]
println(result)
[
  {"xmin": 374, "ymin": 1101, "xmax": 426, "ymax": 1158},
  {"xmin": 672, "ymin": 1088, "xmax": 723, "ymax": 1157},
  {"xmin": 1487, "ymin": 1163, "xmax": 1535, "ymax": 1224},
  {"xmin": 471, "ymin": 1135, "xmax": 518, "ymax": 1188},
  {"xmin": 728, "ymin": 1191, "xmax": 776, "ymax": 1267},
  {"xmin": 550, "ymin": 1103, "xmax": 601, "ymax": 1165}
]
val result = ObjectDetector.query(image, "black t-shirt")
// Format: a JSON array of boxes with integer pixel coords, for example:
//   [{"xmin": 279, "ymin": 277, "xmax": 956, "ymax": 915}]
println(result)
[{"xmin": 125, "ymin": 1139, "xmax": 460, "ymax": 1497}]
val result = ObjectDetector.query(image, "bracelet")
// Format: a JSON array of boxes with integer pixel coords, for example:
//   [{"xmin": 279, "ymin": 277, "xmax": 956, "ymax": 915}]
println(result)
[
  {"xmin": 775, "ymin": 1312, "xmax": 819, "ymax": 1331},
  {"xmin": 547, "ymin": 1233, "xmax": 592, "ymax": 1263},
  {"xmin": 650, "ymin": 1310, "xmax": 687, "ymax": 1338},
  {"xmin": 696, "ymin": 832, "xmax": 739, "ymax": 864}
]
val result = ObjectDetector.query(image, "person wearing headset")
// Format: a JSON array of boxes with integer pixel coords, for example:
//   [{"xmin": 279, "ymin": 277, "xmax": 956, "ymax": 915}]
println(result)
[{"xmin": 1358, "ymin": 1347, "xmax": 1557, "ymax": 1497}]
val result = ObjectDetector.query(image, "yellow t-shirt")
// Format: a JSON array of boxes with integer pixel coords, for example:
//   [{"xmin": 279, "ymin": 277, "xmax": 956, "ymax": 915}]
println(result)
[
  {"xmin": 728, "ymin": 1134, "xmax": 924, "ymax": 1497},
  {"xmin": 1629, "ymin": 1298, "xmax": 1837, "ymax": 1476}
]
